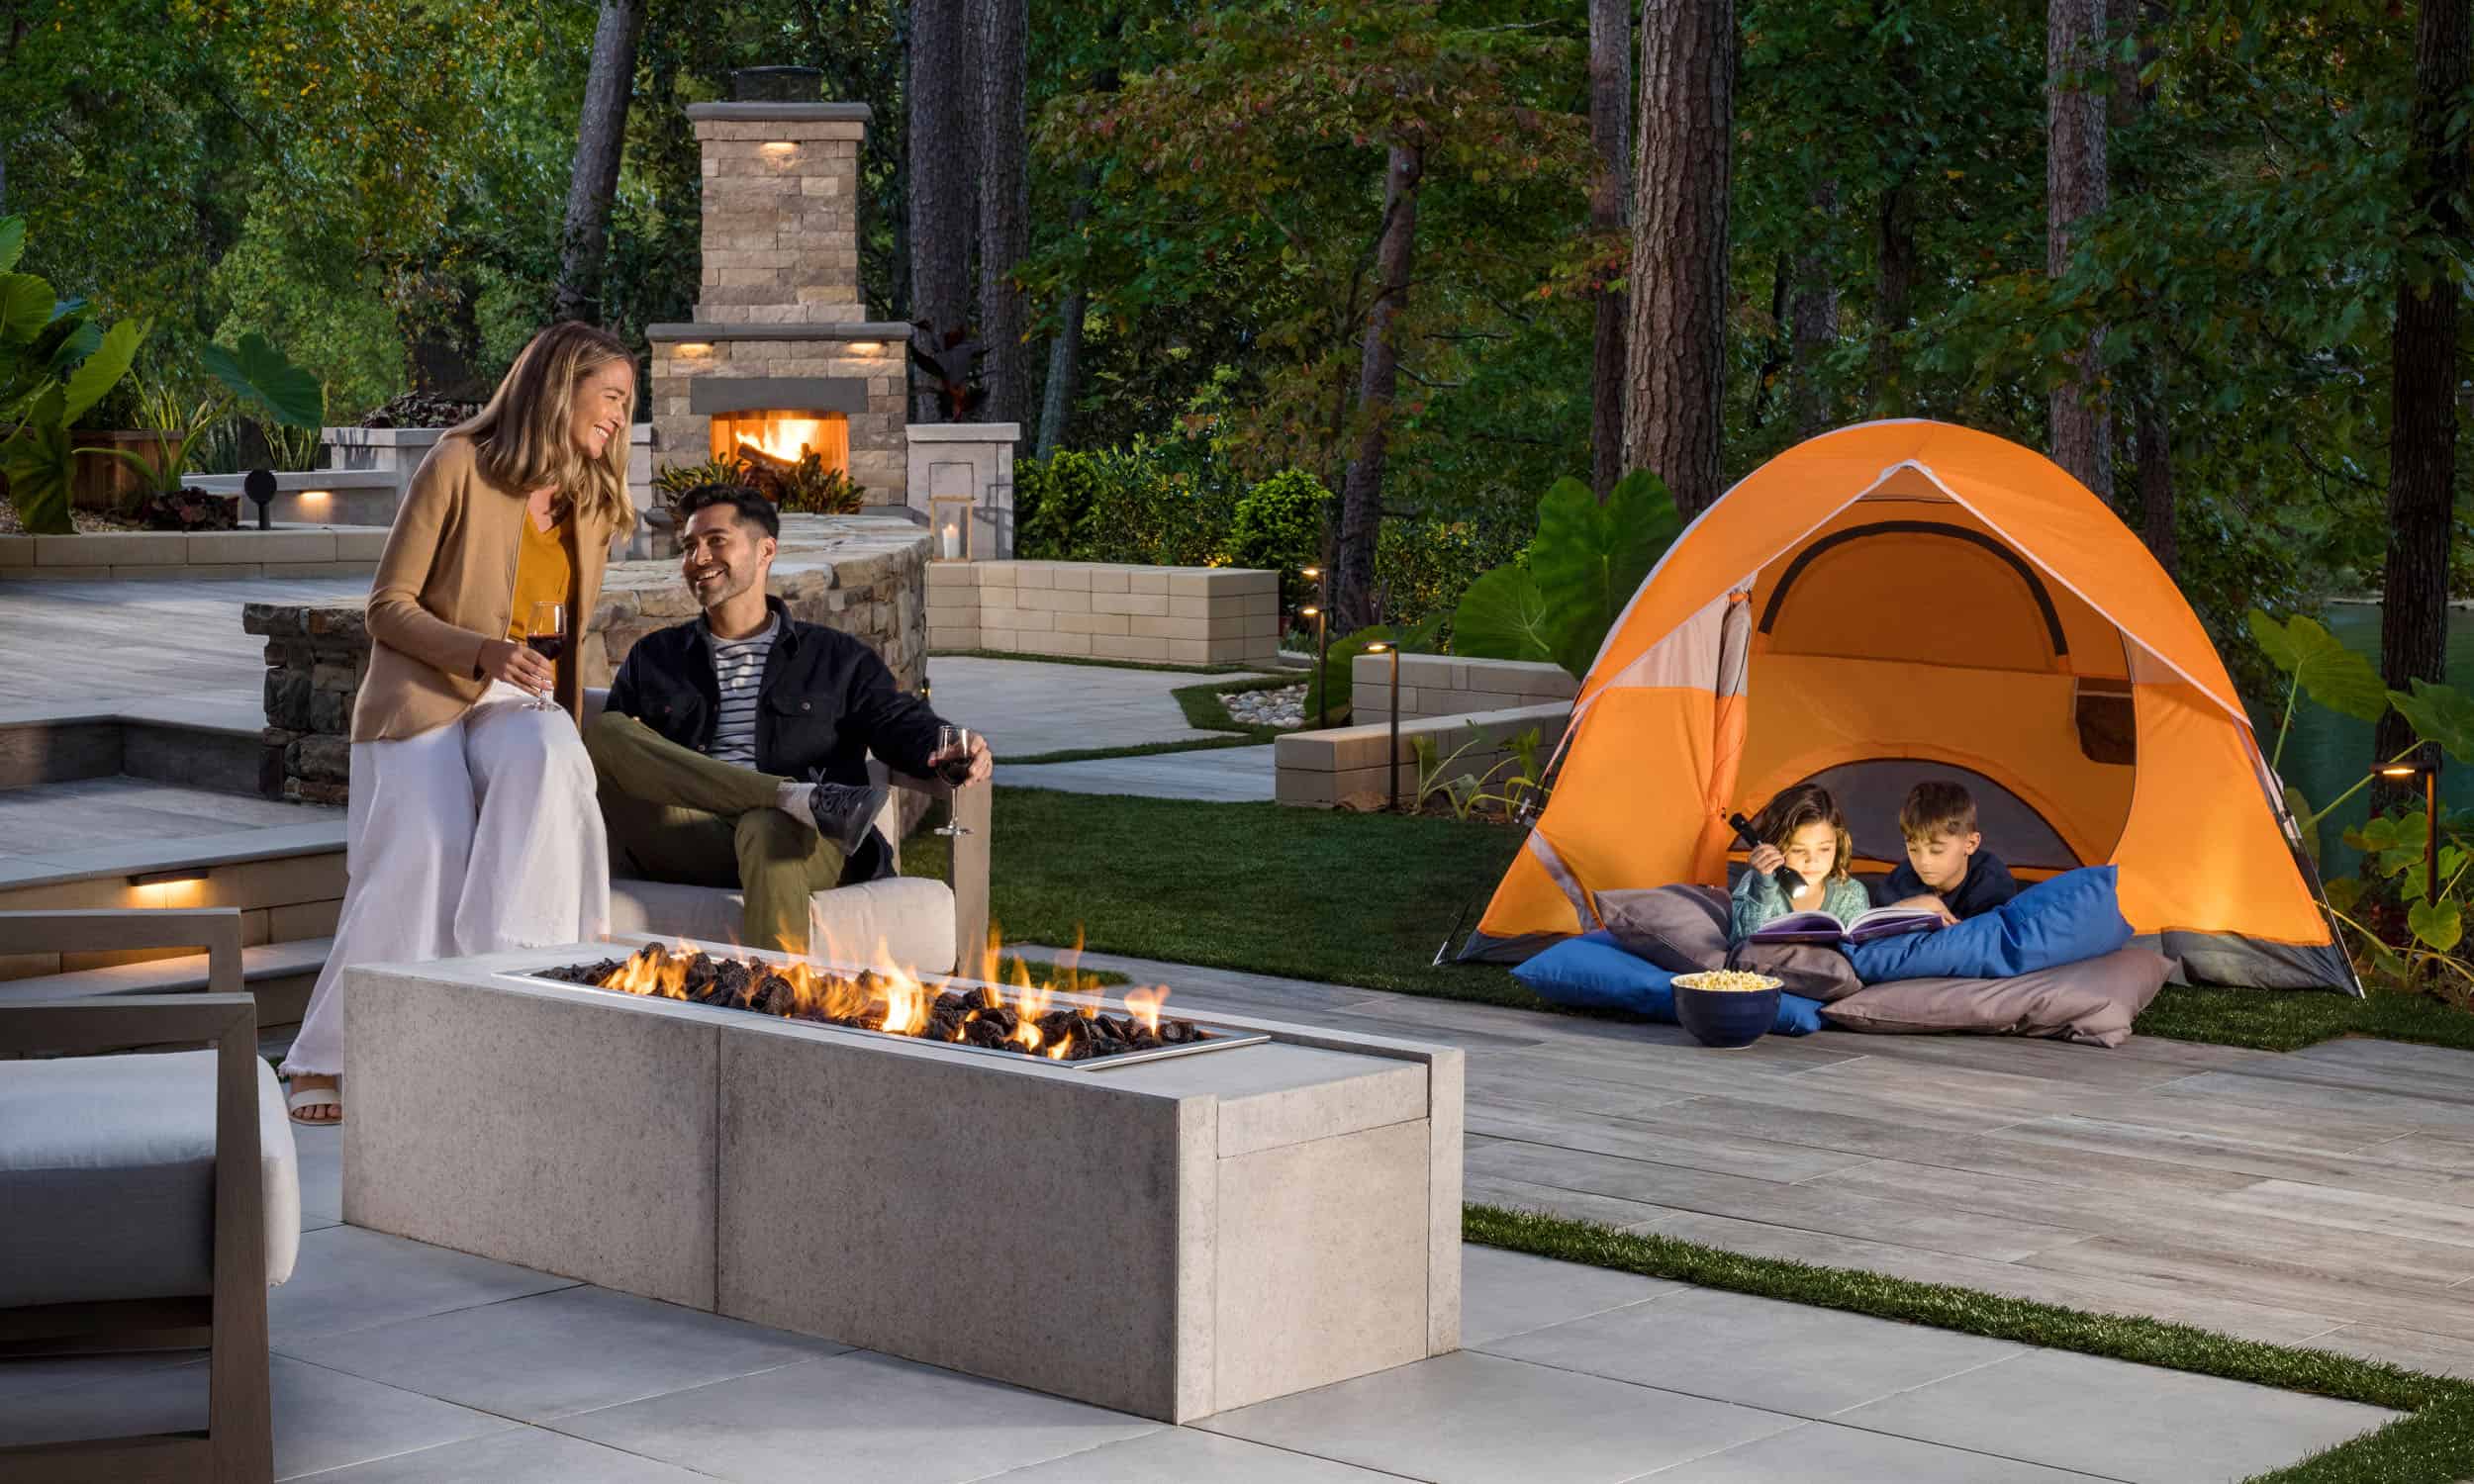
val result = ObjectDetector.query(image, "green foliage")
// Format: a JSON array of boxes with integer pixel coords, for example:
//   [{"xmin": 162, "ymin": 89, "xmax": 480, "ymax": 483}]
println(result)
[
  {"xmin": 1454, "ymin": 470, "xmax": 1682, "ymax": 680},
  {"xmin": 652, "ymin": 452, "xmax": 864, "ymax": 517},
  {"xmin": 1226, "ymin": 468, "xmax": 1328, "ymax": 601},
  {"xmin": 0, "ymin": 222, "xmax": 148, "ymax": 532},
  {"xmin": 1452, "ymin": 564, "xmax": 1557, "ymax": 665},
  {"xmin": 1016, "ymin": 438, "xmax": 1244, "ymax": 567},
  {"xmin": 652, "ymin": 456, "xmax": 748, "ymax": 507},
  {"xmin": 2389, "ymin": 681, "xmax": 2474, "ymax": 766},
  {"xmin": 2247, "ymin": 609, "xmax": 2391, "ymax": 723},
  {"xmin": 1373, "ymin": 495, "xmax": 1537, "ymax": 629},
  {"xmin": 1305, "ymin": 617, "xmax": 1444, "ymax": 727},
  {"xmin": 76, "ymin": 332, "xmax": 321, "ymax": 502}
]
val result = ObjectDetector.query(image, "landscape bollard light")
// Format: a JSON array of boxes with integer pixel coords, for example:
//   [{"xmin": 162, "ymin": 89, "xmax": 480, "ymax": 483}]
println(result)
[
  {"xmin": 1301, "ymin": 566, "xmax": 1329, "ymax": 729},
  {"xmin": 1301, "ymin": 604, "xmax": 1329, "ymax": 729},
  {"xmin": 2374, "ymin": 757, "xmax": 2443, "ymax": 904},
  {"xmin": 1367, "ymin": 641, "xmax": 1400, "ymax": 811},
  {"xmin": 243, "ymin": 467, "xmax": 276, "ymax": 531}
]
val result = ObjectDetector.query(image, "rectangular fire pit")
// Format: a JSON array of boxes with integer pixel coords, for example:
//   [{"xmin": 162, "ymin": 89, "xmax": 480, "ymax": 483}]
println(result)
[{"xmin": 340, "ymin": 937, "xmax": 1461, "ymax": 1421}]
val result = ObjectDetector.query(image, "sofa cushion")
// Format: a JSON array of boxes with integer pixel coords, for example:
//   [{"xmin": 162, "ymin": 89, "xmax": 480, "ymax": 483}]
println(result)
[
  {"xmin": 0, "ymin": 1051, "xmax": 299, "ymax": 1307},
  {"xmin": 608, "ymin": 875, "xmax": 959, "ymax": 974}
]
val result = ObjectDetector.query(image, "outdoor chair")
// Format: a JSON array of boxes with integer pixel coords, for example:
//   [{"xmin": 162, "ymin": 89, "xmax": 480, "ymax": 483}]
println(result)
[
  {"xmin": 0, "ymin": 907, "xmax": 300, "ymax": 1484},
  {"xmin": 582, "ymin": 690, "xmax": 992, "ymax": 974}
]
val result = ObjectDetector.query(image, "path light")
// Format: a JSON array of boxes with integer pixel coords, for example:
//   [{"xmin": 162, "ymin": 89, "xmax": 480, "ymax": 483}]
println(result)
[
  {"xmin": 2374, "ymin": 757, "xmax": 2443, "ymax": 904},
  {"xmin": 243, "ymin": 468, "xmax": 276, "ymax": 531},
  {"xmin": 1301, "ymin": 566, "xmax": 1330, "ymax": 729},
  {"xmin": 1366, "ymin": 640, "xmax": 1400, "ymax": 812},
  {"xmin": 1300, "ymin": 604, "xmax": 1329, "ymax": 730}
]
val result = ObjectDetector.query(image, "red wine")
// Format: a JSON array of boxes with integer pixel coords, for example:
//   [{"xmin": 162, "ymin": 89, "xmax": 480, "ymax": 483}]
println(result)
[
  {"xmin": 525, "ymin": 634, "xmax": 566, "ymax": 663},
  {"xmin": 936, "ymin": 757, "xmax": 973, "ymax": 787}
]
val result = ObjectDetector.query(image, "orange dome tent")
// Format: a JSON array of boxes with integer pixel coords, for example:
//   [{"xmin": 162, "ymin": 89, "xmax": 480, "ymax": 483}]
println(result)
[{"xmin": 1463, "ymin": 419, "xmax": 2356, "ymax": 994}]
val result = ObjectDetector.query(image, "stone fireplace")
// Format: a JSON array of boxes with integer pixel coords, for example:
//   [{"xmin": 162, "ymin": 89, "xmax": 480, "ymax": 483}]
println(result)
[{"xmin": 647, "ymin": 80, "xmax": 909, "ymax": 504}]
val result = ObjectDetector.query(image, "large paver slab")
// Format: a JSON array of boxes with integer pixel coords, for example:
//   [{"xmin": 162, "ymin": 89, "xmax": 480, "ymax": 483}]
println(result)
[
  {"xmin": 551, "ymin": 1349, "xmax": 1160, "ymax": 1484},
  {"xmin": 1644, "ymin": 1421, "xmax": 2113, "ymax": 1482},
  {"xmin": 1197, "ymin": 1350, "xmax": 1800, "ymax": 1484},
  {"xmin": 301, "ymin": 1427, "xmax": 710, "ymax": 1483},
  {"xmin": 1834, "ymin": 1346, "xmax": 2397, "ymax": 1484},
  {"xmin": 983, "ymin": 1426, "xmax": 1402, "ymax": 1481},
  {"xmin": 1480, "ymin": 1285, "xmax": 2027, "ymax": 1418},
  {"xmin": 1461, "ymin": 1244, "xmax": 1685, "ymax": 1345},
  {"xmin": 0, "ymin": 1353, "xmax": 514, "ymax": 1480},
  {"xmin": 276, "ymin": 1284, "xmax": 849, "ymax": 1423},
  {"xmin": 927, "ymin": 654, "xmax": 1277, "ymax": 756},
  {"xmin": 269, "ymin": 1225, "xmax": 580, "ymax": 1344},
  {"xmin": 1002, "ymin": 743, "xmax": 1277, "ymax": 800}
]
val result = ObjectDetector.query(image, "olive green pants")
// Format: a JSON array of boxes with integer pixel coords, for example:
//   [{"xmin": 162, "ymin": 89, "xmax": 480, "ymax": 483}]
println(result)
[{"xmin": 583, "ymin": 711, "xmax": 844, "ymax": 954}]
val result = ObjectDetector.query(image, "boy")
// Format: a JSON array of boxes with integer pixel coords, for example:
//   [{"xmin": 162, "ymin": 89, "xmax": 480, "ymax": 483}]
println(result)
[{"xmin": 1879, "ymin": 780, "xmax": 2019, "ymax": 921}]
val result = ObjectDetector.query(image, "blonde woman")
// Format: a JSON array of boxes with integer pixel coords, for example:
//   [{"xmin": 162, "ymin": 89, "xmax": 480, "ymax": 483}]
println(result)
[{"xmin": 281, "ymin": 324, "xmax": 637, "ymax": 1125}]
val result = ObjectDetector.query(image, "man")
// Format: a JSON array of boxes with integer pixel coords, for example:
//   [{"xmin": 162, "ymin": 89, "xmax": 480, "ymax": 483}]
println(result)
[{"xmin": 585, "ymin": 484, "xmax": 993, "ymax": 953}]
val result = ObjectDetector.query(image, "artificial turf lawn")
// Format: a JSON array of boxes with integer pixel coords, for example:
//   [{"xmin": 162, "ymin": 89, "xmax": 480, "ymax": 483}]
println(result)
[
  {"xmin": 1466, "ymin": 1205, "xmax": 2474, "ymax": 1484},
  {"xmin": 902, "ymin": 787, "xmax": 1542, "ymax": 1006}
]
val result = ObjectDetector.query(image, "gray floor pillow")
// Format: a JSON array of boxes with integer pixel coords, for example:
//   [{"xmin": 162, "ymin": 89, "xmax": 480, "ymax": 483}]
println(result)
[
  {"xmin": 1822, "ymin": 945, "xmax": 2172, "ymax": 1048},
  {"xmin": 1730, "ymin": 941, "xmax": 1865, "ymax": 1003},
  {"xmin": 1594, "ymin": 885, "xmax": 1731, "ymax": 973}
]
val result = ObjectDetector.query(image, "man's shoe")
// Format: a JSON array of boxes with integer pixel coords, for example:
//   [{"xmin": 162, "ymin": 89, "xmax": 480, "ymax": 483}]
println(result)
[{"xmin": 799, "ymin": 781, "xmax": 891, "ymax": 855}]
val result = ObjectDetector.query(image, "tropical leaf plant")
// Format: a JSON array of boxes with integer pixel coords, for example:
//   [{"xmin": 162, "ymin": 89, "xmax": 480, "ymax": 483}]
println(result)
[
  {"xmin": 1453, "ymin": 469, "xmax": 1682, "ymax": 680},
  {"xmin": 1, "ymin": 314, "xmax": 147, "ymax": 533},
  {"xmin": 2388, "ymin": 679, "xmax": 2474, "ymax": 765},
  {"xmin": 78, "ymin": 332, "xmax": 325, "ymax": 504}
]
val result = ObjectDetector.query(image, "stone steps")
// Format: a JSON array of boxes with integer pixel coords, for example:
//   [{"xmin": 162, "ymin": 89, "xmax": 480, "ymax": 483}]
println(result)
[{"xmin": 0, "ymin": 936, "xmax": 329, "ymax": 1026}]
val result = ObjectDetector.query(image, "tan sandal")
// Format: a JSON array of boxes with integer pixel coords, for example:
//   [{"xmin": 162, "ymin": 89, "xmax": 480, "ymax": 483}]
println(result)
[{"xmin": 286, "ymin": 1083, "xmax": 342, "ymax": 1126}]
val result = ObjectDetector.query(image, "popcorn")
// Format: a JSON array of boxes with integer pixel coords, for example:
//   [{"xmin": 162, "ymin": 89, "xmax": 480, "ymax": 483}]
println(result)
[{"xmin": 1672, "ymin": 971, "xmax": 1783, "ymax": 993}]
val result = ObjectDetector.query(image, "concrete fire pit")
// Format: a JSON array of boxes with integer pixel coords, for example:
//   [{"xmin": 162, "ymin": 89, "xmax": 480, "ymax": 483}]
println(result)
[{"xmin": 340, "ymin": 938, "xmax": 1461, "ymax": 1422}]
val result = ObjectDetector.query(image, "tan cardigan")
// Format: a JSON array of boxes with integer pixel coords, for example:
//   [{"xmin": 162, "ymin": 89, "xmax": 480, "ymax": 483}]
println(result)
[{"xmin": 352, "ymin": 434, "xmax": 613, "ymax": 743}]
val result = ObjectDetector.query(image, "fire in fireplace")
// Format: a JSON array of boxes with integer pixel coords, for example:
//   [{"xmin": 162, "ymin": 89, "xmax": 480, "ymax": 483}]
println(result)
[
  {"xmin": 535, "ymin": 942, "xmax": 1222, "ymax": 1064},
  {"xmin": 711, "ymin": 408, "xmax": 850, "ymax": 471}
]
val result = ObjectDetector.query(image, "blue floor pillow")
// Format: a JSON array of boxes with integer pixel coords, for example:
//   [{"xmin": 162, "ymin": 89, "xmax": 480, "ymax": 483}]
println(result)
[
  {"xmin": 1515, "ymin": 932, "xmax": 1827, "ymax": 1036},
  {"xmin": 1851, "ymin": 865, "xmax": 2133, "ymax": 982}
]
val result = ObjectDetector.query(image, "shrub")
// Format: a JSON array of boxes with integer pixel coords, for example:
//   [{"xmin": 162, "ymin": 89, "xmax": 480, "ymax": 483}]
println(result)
[
  {"xmin": 652, "ymin": 453, "xmax": 864, "ymax": 517},
  {"xmin": 1227, "ymin": 467, "xmax": 1329, "ymax": 605},
  {"xmin": 1015, "ymin": 437, "xmax": 1241, "ymax": 567}
]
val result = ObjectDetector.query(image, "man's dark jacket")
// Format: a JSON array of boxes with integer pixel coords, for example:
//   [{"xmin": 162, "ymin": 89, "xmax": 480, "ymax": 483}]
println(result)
[{"xmin": 604, "ymin": 596, "xmax": 946, "ymax": 882}]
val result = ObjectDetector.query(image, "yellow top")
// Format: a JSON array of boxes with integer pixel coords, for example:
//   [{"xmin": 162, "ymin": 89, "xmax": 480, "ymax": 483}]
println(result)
[{"xmin": 506, "ymin": 512, "xmax": 571, "ymax": 640}]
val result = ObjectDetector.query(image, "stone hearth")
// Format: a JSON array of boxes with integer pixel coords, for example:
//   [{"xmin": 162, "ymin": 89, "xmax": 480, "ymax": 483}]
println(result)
[{"xmin": 647, "ymin": 93, "xmax": 909, "ymax": 504}]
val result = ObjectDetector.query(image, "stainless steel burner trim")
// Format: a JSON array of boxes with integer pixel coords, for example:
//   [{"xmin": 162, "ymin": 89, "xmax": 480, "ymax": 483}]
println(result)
[{"xmin": 495, "ymin": 970, "xmax": 1269, "ymax": 1069}]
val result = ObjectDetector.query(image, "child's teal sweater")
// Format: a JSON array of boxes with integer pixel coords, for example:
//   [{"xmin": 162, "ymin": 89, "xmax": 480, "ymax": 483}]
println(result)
[{"xmin": 1729, "ymin": 869, "xmax": 1871, "ymax": 945}]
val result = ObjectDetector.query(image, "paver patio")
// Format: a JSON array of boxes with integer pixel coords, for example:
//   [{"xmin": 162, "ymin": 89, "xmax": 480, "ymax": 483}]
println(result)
[{"xmin": 0, "ymin": 1106, "xmax": 2394, "ymax": 1484}]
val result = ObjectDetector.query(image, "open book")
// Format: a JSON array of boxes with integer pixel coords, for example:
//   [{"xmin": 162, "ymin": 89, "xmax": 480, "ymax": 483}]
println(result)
[{"xmin": 1750, "ymin": 906, "xmax": 1945, "ymax": 947}]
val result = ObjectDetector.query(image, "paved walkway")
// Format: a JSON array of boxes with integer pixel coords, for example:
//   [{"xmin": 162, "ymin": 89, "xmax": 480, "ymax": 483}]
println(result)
[
  {"xmin": 931, "ymin": 653, "xmax": 1286, "ymax": 802},
  {"xmin": 999, "ymin": 744, "xmax": 1278, "ymax": 802},
  {"xmin": 0, "ymin": 1114, "xmax": 2392, "ymax": 1483}
]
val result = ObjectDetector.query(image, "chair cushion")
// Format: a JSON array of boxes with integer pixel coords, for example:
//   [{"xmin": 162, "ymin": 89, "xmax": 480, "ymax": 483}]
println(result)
[
  {"xmin": 608, "ymin": 876, "xmax": 959, "ymax": 975},
  {"xmin": 0, "ymin": 1051, "xmax": 300, "ymax": 1307}
]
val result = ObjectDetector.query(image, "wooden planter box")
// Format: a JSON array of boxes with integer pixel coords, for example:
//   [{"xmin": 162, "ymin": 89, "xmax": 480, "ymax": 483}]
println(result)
[{"xmin": 70, "ymin": 430, "xmax": 176, "ymax": 510}]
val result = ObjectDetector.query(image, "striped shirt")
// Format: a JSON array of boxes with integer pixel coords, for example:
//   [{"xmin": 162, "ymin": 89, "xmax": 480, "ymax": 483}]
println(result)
[{"xmin": 705, "ymin": 617, "xmax": 779, "ymax": 769}]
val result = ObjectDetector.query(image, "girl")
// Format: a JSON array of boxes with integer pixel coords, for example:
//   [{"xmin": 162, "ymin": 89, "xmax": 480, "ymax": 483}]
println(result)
[
  {"xmin": 1729, "ymin": 783, "xmax": 1870, "ymax": 944},
  {"xmin": 281, "ymin": 323, "xmax": 638, "ymax": 1125}
]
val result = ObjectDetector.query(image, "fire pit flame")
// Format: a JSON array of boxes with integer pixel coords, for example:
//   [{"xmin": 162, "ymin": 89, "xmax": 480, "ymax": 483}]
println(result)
[{"xmin": 535, "ymin": 934, "xmax": 1210, "ymax": 1065}]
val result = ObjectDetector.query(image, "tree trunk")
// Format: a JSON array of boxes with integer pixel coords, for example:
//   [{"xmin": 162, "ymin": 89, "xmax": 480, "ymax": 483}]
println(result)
[
  {"xmin": 2117, "ymin": 0, "xmax": 2172, "ymax": 575},
  {"xmin": 2376, "ymin": 0, "xmax": 2471, "ymax": 795},
  {"xmin": 1790, "ymin": 180, "xmax": 1840, "ymax": 438},
  {"xmin": 1751, "ymin": 255, "xmax": 1790, "ymax": 431},
  {"xmin": 907, "ymin": 0, "xmax": 978, "ymax": 422},
  {"xmin": 1333, "ymin": 141, "xmax": 1426, "ymax": 632},
  {"xmin": 1868, "ymin": 178, "xmax": 1916, "ymax": 413},
  {"xmin": 1625, "ymin": 0, "xmax": 1738, "ymax": 517},
  {"xmin": 551, "ymin": 0, "xmax": 646, "ymax": 325},
  {"xmin": 1036, "ymin": 186, "xmax": 1095, "ymax": 460},
  {"xmin": 1588, "ymin": 0, "xmax": 1632, "ymax": 498},
  {"xmin": 975, "ymin": 0, "xmax": 1029, "ymax": 428},
  {"xmin": 2046, "ymin": 0, "xmax": 2111, "ymax": 498}
]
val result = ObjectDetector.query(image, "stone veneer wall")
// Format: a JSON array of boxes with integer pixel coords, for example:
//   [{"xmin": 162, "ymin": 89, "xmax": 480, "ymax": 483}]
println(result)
[
  {"xmin": 691, "ymin": 107, "xmax": 866, "ymax": 324},
  {"xmin": 243, "ymin": 515, "xmax": 929, "ymax": 805}
]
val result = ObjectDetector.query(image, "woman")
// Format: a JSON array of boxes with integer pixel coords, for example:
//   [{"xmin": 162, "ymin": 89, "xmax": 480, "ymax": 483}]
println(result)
[{"xmin": 282, "ymin": 324, "xmax": 637, "ymax": 1124}]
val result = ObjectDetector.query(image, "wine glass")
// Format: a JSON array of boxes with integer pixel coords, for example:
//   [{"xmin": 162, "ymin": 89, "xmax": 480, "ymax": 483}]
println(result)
[
  {"xmin": 933, "ymin": 723, "xmax": 975, "ymax": 837},
  {"xmin": 524, "ymin": 601, "xmax": 567, "ymax": 711}
]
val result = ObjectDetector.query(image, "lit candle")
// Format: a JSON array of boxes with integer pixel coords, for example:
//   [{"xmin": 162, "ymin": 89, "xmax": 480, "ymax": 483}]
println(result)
[{"xmin": 942, "ymin": 522, "xmax": 960, "ymax": 560}]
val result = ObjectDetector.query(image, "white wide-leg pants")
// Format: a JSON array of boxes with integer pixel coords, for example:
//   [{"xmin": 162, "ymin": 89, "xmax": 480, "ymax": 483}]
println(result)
[{"xmin": 280, "ymin": 682, "xmax": 609, "ymax": 1077}]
